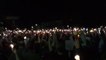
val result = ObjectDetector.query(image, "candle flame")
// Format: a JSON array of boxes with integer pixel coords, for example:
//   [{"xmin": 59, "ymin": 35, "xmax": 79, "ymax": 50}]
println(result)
[
  {"xmin": 10, "ymin": 44, "xmax": 14, "ymax": 49},
  {"xmin": 74, "ymin": 54, "xmax": 80, "ymax": 60}
]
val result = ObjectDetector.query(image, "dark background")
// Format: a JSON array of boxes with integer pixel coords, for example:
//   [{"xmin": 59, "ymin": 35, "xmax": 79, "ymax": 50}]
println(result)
[{"xmin": 0, "ymin": 1, "xmax": 106, "ymax": 28}]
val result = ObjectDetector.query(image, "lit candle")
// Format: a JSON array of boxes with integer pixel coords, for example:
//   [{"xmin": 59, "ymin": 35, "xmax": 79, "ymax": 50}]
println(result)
[
  {"xmin": 86, "ymin": 28, "xmax": 88, "ymax": 31},
  {"xmin": 37, "ymin": 30, "xmax": 40, "ymax": 34},
  {"xmin": 18, "ymin": 30, "xmax": 22, "ymax": 33},
  {"xmin": 74, "ymin": 28, "xmax": 77, "ymax": 31},
  {"xmin": 33, "ymin": 30, "xmax": 36, "ymax": 33},
  {"xmin": 10, "ymin": 44, "xmax": 19, "ymax": 60},
  {"xmin": 10, "ymin": 44, "xmax": 14, "ymax": 50},
  {"xmin": 78, "ymin": 34, "xmax": 80, "ymax": 38},
  {"xmin": 94, "ymin": 28, "xmax": 97, "ymax": 31},
  {"xmin": 24, "ymin": 36, "xmax": 27, "ymax": 40},
  {"xmin": 83, "ymin": 28, "xmax": 85, "ymax": 31},
  {"xmin": 74, "ymin": 54, "xmax": 80, "ymax": 60},
  {"xmin": 90, "ymin": 29, "xmax": 94, "ymax": 33}
]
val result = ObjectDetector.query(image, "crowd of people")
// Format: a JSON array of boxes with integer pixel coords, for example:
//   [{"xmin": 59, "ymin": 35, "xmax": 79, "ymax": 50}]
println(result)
[{"xmin": 0, "ymin": 26, "xmax": 106, "ymax": 60}]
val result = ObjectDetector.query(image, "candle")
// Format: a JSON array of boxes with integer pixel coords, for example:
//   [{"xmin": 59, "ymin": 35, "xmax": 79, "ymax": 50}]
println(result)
[
  {"xmin": 90, "ymin": 29, "xmax": 94, "ymax": 33},
  {"xmin": 78, "ymin": 34, "xmax": 80, "ymax": 38},
  {"xmin": 94, "ymin": 28, "xmax": 97, "ymax": 31},
  {"xmin": 74, "ymin": 28, "xmax": 77, "ymax": 31},
  {"xmin": 18, "ymin": 30, "xmax": 22, "ymax": 33},
  {"xmin": 86, "ymin": 28, "xmax": 88, "ymax": 31},
  {"xmin": 33, "ymin": 30, "xmax": 36, "ymax": 33},
  {"xmin": 10, "ymin": 44, "xmax": 14, "ymax": 49},
  {"xmin": 24, "ymin": 36, "xmax": 27, "ymax": 40},
  {"xmin": 74, "ymin": 54, "xmax": 80, "ymax": 60},
  {"xmin": 37, "ymin": 30, "xmax": 40, "ymax": 34}
]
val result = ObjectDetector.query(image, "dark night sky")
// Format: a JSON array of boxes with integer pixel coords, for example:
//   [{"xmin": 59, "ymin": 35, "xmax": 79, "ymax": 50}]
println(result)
[{"xmin": 0, "ymin": 1, "xmax": 106, "ymax": 26}]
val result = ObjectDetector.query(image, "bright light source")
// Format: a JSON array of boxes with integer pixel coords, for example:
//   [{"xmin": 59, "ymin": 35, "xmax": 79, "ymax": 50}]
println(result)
[
  {"xmin": 94, "ymin": 28, "xmax": 97, "ymax": 31},
  {"xmin": 52, "ymin": 30, "xmax": 56, "ymax": 32},
  {"xmin": 86, "ymin": 28, "xmax": 88, "ymax": 31},
  {"xmin": 18, "ymin": 30, "xmax": 22, "ymax": 33},
  {"xmin": 98, "ymin": 28, "xmax": 101, "ymax": 34},
  {"xmin": 90, "ymin": 29, "xmax": 94, "ymax": 33},
  {"xmin": 3, "ymin": 33, "xmax": 7, "ymax": 37},
  {"xmin": 10, "ymin": 44, "xmax": 14, "ymax": 49},
  {"xmin": 74, "ymin": 28, "xmax": 77, "ymax": 31},
  {"xmin": 59, "ymin": 29, "xmax": 62, "ymax": 32},
  {"xmin": 78, "ymin": 34, "xmax": 80, "ymax": 37},
  {"xmin": 33, "ymin": 30, "xmax": 36, "ymax": 33},
  {"xmin": 83, "ymin": 28, "xmax": 85, "ymax": 30},
  {"xmin": 74, "ymin": 54, "xmax": 80, "ymax": 60},
  {"xmin": 24, "ymin": 36, "xmax": 27, "ymax": 39}
]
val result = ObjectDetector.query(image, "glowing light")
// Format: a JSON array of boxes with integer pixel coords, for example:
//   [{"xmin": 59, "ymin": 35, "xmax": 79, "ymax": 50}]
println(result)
[
  {"xmin": 98, "ymin": 28, "xmax": 101, "ymax": 34},
  {"xmin": 90, "ymin": 29, "xmax": 94, "ymax": 33},
  {"xmin": 83, "ymin": 28, "xmax": 85, "ymax": 30},
  {"xmin": 67, "ymin": 25, "xmax": 69, "ymax": 28},
  {"xmin": 5, "ymin": 28, "xmax": 7, "ymax": 30},
  {"xmin": 67, "ymin": 29, "xmax": 70, "ymax": 32},
  {"xmin": 10, "ymin": 44, "xmax": 14, "ymax": 49},
  {"xmin": 35, "ymin": 24, "xmax": 38, "ymax": 26},
  {"xmin": 74, "ymin": 28, "xmax": 77, "ymax": 31},
  {"xmin": 18, "ymin": 30, "xmax": 22, "ymax": 33},
  {"xmin": 33, "ymin": 30, "xmax": 36, "ymax": 33},
  {"xmin": 49, "ymin": 29, "xmax": 52, "ymax": 31},
  {"xmin": 37, "ymin": 30, "xmax": 40, "ymax": 34},
  {"xmin": 28, "ymin": 30, "xmax": 31, "ymax": 33},
  {"xmin": 74, "ymin": 54, "xmax": 80, "ymax": 60},
  {"xmin": 15, "ymin": 31, "xmax": 18, "ymax": 34},
  {"xmin": 78, "ymin": 34, "xmax": 80, "ymax": 37},
  {"xmin": 31, "ymin": 26, "xmax": 34, "ymax": 29},
  {"xmin": 59, "ymin": 29, "xmax": 62, "ymax": 32},
  {"xmin": 94, "ymin": 28, "xmax": 97, "ymax": 31},
  {"xmin": 86, "ymin": 28, "xmax": 88, "ymax": 31},
  {"xmin": 24, "ymin": 36, "xmax": 27, "ymax": 39},
  {"xmin": 55, "ymin": 27, "xmax": 57, "ymax": 29},
  {"xmin": 52, "ymin": 30, "xmax": 56, "ymax": 32},
  {"xmin": 3, "ymin": 33, "xmax": 7, "ymax": 36}
]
